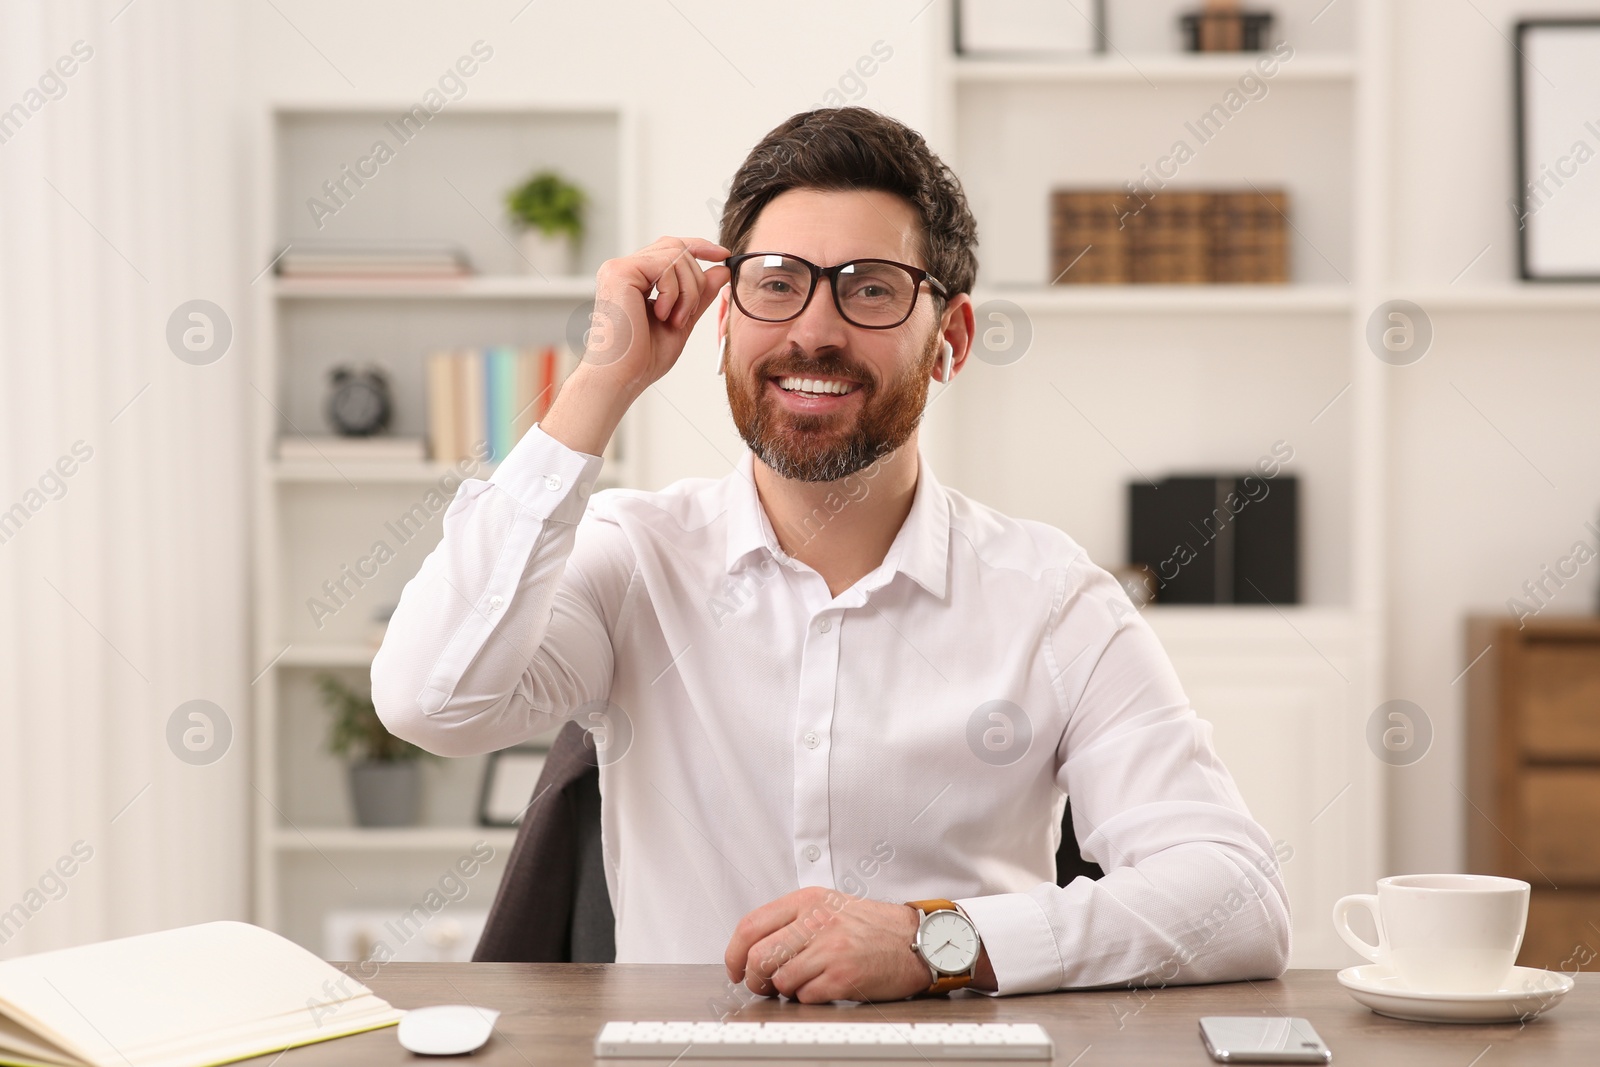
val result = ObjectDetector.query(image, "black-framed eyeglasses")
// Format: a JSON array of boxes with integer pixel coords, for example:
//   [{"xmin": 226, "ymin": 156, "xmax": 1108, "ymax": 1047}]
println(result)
[{"xmin": 724, "ymin": 251, "xmax": 949, "ymax": 330}]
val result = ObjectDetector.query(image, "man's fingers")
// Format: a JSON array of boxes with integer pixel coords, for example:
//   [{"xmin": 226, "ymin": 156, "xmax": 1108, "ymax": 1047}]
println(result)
[
  {"xmin": 667, "ymin": 251, "xmax": 699, "ymax": 329},
  {"xmin": 726, "ymin": 905, "xmax": 796, "ymax": 979},
  {"xmin": 652, "ymin": 260, "xmax": 680, "ymax": 322},
  {"xmin": 769, "ymin": 941, "xmax": 830, "ymax": 999}
]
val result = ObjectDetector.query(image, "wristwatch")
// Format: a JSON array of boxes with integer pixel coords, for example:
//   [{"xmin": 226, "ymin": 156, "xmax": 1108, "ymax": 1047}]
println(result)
[{"xmin": 907, "ymin": 898, "xmax": 981, "ymax": 995}]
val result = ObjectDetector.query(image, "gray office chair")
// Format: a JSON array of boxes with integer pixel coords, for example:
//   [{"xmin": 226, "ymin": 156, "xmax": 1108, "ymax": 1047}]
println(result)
[{"xmin": 473, "ymin": 720, "xmax": 1102, "ymax": 963}]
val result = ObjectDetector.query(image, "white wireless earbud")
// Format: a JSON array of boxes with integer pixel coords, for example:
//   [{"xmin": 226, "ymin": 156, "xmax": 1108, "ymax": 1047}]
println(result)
[
  {"xmin": 938, "ymin": 339, "xmax": 954, "ymax": 383},
  {"xmin": 716, "ymin": 333, "xmax": 726, "ymax": 376}
]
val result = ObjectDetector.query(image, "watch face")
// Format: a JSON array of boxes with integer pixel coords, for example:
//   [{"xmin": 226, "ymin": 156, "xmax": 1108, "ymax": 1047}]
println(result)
[{"xmin": 918, "ymin": 911, "xmax": 979, "ymax": 975}]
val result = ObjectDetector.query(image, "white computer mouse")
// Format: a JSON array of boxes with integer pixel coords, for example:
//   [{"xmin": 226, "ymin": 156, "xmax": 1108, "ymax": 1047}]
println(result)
[{"xmin": 396, "ymin": 1004, "xmax": 501, "ymax": 1055}]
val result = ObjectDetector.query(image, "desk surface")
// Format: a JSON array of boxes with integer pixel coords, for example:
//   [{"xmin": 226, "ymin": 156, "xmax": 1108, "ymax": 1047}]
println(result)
[{"xmin": 260, "ymin": 965, "xmax": 1596, "ymax": 1066}]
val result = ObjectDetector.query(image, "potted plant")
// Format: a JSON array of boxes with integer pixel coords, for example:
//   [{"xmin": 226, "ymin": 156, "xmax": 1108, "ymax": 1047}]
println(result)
[
  {"xmin": 316, "ymin": 673, "xmax": 432, "ymax": 827},
  {"xmin": 505, "ymin": 169, "xmax": 586, "ymax": 277}
]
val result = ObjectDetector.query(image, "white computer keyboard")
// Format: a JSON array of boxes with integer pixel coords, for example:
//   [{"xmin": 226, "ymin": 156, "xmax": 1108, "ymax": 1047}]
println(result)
[{"xmin": 594, "ymin": 1020, "xmax": 1054, "ymax": 1059}]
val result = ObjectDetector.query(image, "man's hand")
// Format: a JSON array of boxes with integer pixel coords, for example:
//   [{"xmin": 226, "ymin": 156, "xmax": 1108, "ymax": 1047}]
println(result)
[
  {"xmin": 724, "ymin": 887, "xmax": 930, "ymax": 1004},
  {"xmin": 541, "ymin": 235, "xmax": 730, "ymax": 457}
]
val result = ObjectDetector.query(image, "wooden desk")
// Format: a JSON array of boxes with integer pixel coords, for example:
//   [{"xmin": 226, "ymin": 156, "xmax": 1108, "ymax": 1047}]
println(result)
[{"xmin": 256, "ymin": 965, "xmax": 1596, "ymax": 1066}]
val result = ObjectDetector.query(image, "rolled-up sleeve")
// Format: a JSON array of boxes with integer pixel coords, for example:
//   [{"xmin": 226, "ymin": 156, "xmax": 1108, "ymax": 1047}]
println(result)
[
  {"xmin": 372, "ymin": 424, "xmax": 629, "ymax": 757},
  {"xmin": 956, "ymin": 565, "xmax": 1292, "ymax": 995}
]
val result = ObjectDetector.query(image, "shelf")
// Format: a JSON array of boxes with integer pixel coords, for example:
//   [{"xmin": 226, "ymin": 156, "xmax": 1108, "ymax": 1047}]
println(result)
[
  {"xmin": 1397, "ymin": 285, "xmax": 1600, "ymax": 311},
  {"xmin": 951, "ymin": 53, "xmax": 1356, "ymax": 86},
  {"xmin": 273, "ymin": 275, "xmax": 596, "ymax": 300},
  {"xmin": 276, "ymin": 643, "xmax": 378, "ymax": 668},
  {"xmin": 270, "ymin": 827, "xmax": 519, "ymax": 852},
  {"xmin": 272, "ymin": 460, "xmax": 629, "ymax": 493},
  {"xmin": 272, "ymin": 459, "xmax": 497, "ymax": 484},
  {"xmin": 971, "ymin": 284, "xmax": 1352, "ymax": 315}
]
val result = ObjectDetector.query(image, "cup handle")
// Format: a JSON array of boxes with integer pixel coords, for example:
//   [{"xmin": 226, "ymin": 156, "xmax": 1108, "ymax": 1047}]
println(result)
[{"xmin": 1331, "ymin": 893, "xmax": 1387, "ymax": 964}]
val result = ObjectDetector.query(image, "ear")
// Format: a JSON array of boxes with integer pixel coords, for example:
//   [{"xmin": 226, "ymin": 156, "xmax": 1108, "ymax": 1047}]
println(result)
[
  {"xmin": 330, "ymin": 367, "xmax": 350, "ymax": 384},
  {"xmin": 933, "ymin": 293, "xmax": 976, "ymax": 384}
]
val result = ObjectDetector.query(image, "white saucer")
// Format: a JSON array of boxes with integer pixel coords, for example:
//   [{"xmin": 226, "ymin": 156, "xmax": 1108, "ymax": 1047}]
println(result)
[{"xmin": 1337, "ymin": 964, "xmax": 1575, "ymax": 1023}]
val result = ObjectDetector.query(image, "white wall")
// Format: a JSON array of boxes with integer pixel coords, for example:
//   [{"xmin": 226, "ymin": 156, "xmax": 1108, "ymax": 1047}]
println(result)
[{"xmin": 1386, "ymin": 0, "xmax": 1600, "ymax": 875}]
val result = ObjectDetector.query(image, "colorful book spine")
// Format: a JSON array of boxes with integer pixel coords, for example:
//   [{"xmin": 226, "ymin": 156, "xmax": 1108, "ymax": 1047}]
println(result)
[
  {"xmin": 537, "ymin": 345, "xmax": 557, "ymax": 419},
  {"xmin": 422, "ymin": 344, "xmax": 580, "ymax": 466},
  {"xmin": 425, "ymin": 349, "xmax": 458, "ymax": 462},
  {"xmin": 456, "ymin": 348, "xmax": 486, "ymax": 464},
  {"xmin": 485, "ymin": 346, "xmax": 517, "ymax": 463}
]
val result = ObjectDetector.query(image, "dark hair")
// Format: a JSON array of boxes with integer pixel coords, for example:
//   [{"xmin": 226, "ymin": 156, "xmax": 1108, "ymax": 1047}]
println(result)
[{"xmin": 718, "ymin": 107, "xmax": 979, "ymax": 297}]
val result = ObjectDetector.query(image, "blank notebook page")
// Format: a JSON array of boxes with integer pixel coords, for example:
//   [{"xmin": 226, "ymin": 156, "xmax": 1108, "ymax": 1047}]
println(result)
[{"xmin": 0, "ymin": 921, "xmax": 401, "ymax": 1067}]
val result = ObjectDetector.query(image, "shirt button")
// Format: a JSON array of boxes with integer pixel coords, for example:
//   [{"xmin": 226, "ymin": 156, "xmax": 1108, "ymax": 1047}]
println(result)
[
  {"xmin": 803, "ymin": 732, "xmax": 819, "ymax": 749},
  {"xmin": 545, "ymin": 474, "xmax": 563, "ymax": 491},
  {"xmin": 805, "ymin": 845, "xmax": 821, "ymax": 862},
  {"xmin": 818, "ymin": 618, "xmax": 832, "ymax": 633},
  {"xmin": 488, "ymin": 595, "xmax": 504, "ymax": 611}
]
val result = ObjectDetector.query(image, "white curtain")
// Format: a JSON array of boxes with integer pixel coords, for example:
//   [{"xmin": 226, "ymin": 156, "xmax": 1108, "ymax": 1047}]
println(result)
[{"xmin": 0, "ymin": 0, "xmax": 251, "ymax": 956}]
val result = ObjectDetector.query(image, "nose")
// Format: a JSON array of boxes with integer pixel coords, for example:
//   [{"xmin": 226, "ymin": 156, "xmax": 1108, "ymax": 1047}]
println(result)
[{"xmin": 780, "ymin": 276, "xmax": 852, "ymax": 355}]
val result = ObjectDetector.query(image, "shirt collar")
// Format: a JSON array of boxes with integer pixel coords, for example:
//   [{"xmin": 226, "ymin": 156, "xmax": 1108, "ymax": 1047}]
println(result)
[{"xmin": 722, "ymin": 448, "xmax": 950, "ymax": 600}]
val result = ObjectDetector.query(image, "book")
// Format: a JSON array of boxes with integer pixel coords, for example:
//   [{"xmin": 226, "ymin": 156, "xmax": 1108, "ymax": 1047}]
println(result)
[
  {"xmin": 1049, "ymin": 189, "xmax": 1132, "ymax": 283},
  {"xmin": 1131, "ymin": 191, "xmax": 1212, "ymax": 284},
  {"xmin": 275, "ymin": 436, "xmax": 425, "ymax": 462},
  {"xmin": 486, "ymin": 346, "xmax": 518, "ymax": 463},
  {"xmin": 1210, "ymin": 189, "xmax": 1290, "ymax": 283},
  {"xmin": 424, "ymin": 345, "xmax": 578, "ymax": 464},
  {"xmin": 1049, "ymin": 186, "xmax": 1290, "ymax": 284},
  {"xmin": 425, "ymin": 349, "xmax": 459, "ymax": 463},
  {"xmin": 276, "ymin": 243, "xmax": 470, "ymax": 279},
  {"xmin": 455, "ymin": 348, "xmax": 486, "ymax": 465},
  {"xmin": 0, "ymin": 920, "xmax": 401, "ymax": 1067}
]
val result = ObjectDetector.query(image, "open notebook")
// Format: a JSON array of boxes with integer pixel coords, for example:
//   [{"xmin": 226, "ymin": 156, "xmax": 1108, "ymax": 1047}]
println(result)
[{"xmin": 0, "ymin": 921, "xmax": 402, "ymax": 1067}]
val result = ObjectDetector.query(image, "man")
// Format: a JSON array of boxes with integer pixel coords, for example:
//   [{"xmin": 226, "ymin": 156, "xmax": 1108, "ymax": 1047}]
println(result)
[{"xmin": 373, "ymin": 107, "xmax": 1290, "ymax": 1004}]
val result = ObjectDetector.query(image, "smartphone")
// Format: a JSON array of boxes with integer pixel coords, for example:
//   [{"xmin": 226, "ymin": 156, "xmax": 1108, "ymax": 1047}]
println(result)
[{"xmin": 1198, "ymin": 1016, "xmax": 1332, "ymax": 1063}]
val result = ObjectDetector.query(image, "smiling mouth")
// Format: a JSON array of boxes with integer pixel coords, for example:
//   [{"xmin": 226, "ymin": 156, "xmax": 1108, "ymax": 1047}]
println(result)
[{"xmin": 771, "ymin": 375, "xmax": 861, "ymax": 398}]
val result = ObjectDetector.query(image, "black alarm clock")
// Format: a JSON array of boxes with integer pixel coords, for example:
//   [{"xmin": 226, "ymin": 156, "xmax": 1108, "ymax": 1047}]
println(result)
[{"xmin": 326, "ymin": 365, "xmax": 393, "ymax": 437}]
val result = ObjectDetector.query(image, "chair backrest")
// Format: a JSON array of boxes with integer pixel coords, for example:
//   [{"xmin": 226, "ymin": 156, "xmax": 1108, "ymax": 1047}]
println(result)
[
  {"xmin": 472, "ymin": 720, "xmax": 614, "ymax": 962},
  {"xmin": 473, "ymin": 722, "xmax": 1102, "ymax": 963}
]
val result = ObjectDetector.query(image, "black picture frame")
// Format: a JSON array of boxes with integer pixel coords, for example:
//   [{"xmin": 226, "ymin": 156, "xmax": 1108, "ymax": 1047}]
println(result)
[
  {"xmin": 1515, "ymin": 18, "xmax": 1600, "ymax": 281},
  {"xmin": 476, "ymin": 745, "xmax": 549, "ymax": 828}
]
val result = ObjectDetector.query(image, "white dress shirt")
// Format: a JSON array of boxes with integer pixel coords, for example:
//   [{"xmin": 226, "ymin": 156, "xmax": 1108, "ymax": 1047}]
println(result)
[{"xmin": 372, "ymin": 424, "xmax": 1291, "ymax": 995}]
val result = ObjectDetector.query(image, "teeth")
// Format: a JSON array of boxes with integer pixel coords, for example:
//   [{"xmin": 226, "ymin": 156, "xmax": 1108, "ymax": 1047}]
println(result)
[{"xmin": 777, "ymin": 376, "xmax": 855, "ymax": 396}]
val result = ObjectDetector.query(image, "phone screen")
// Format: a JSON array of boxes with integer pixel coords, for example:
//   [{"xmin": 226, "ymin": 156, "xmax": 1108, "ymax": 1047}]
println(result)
[{"xmin": 1198, "ymin": 1016, "xmax": 1332, "ymax": 1063}]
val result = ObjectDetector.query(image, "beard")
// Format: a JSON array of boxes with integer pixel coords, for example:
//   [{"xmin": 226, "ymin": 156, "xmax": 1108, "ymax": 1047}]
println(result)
[{"xmin": 725, "ymin": 327, "xmax": 940, "ymax": 483}]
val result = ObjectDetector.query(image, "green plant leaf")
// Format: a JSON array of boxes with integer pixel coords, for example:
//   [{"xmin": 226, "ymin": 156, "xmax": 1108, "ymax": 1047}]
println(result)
[
  {"xmin": 315, "ymin": 672, "xmax": 431, "ymax": 764},
  {"xmin": 506, "ymin": 168, "xmax": 587, "ymax": 239}
]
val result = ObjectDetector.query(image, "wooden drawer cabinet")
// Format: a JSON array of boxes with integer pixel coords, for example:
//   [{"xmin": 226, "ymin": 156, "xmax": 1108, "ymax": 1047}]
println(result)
[
  {"xmin": 1521, "ymin": 643, "xmax": 1600, "ymax": 759},
  {"xmin": 1467, "ymin": 617, "xmax": 1600, "ymax": 971},
  {"xmin": 1521, "ymin": 769, "xmax": 1600, "ymax": 882}
]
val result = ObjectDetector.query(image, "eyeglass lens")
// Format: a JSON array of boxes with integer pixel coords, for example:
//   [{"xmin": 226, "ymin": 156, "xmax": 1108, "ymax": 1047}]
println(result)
[{"xmin": 734, "ymin": 254, "xmax": 919, "ymax": 328}]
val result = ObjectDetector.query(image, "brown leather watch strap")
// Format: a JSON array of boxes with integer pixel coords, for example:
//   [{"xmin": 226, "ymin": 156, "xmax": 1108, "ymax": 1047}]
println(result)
[{"xmin": 907, "ymin": 899, "xmax": 974, "ymax": 995}]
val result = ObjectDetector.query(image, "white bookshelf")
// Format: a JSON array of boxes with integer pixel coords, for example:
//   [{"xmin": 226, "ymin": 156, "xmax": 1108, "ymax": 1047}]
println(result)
[
  {"xmin": 924, "ymin": 1, "xmax": 1384, "ymax": 968},
  {"xmin": 251, "ymin": 102, "xmax": 638, "ymax": 954},
  {"xmin": 950, "ymin": 52, "xmax": 1357, "ymax": 84},
  {"xmin": 972, "ymin": 283, "xmax": 1353, "ymax": 314}
]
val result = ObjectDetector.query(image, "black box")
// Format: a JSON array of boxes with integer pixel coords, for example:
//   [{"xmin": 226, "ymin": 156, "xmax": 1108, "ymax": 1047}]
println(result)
[{"xmin": 1127, "ymin": 474, "xmax": 1298, "ymax": 605}]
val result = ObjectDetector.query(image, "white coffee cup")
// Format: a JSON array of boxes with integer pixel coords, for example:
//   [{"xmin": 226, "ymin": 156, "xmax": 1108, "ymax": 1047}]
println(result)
[{"xmin": 1332, "ymin": 874, "xmax": 1529, "ymax": 993}]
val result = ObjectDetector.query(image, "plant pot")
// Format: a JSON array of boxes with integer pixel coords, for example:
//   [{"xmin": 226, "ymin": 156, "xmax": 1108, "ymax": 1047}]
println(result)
[
  {"xmin": 348, "ymin": 760, "xmax": 422, "ymax": 827},
  {"xmin": 516, "ymin": 228, "xmax": 577, "ymax": 277}
]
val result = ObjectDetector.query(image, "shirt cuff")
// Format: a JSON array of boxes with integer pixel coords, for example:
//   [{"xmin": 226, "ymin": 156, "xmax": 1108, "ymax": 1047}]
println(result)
[
  {"xmin": 488, "ymin": 423, "xmax": 607, "ymax": 524},
  {"xmin": 955, "ymin": 892, "xmax": 1064, "ymax": 996}
]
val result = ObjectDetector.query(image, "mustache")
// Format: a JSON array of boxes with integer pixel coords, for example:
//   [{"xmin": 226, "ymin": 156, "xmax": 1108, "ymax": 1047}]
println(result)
[{"xmin": 751, "ymin": 347, "xmax": 876, "ymax": 388}]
